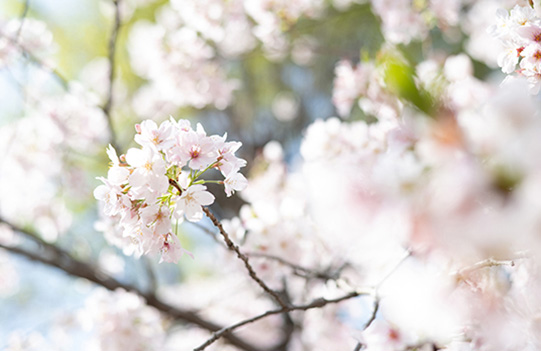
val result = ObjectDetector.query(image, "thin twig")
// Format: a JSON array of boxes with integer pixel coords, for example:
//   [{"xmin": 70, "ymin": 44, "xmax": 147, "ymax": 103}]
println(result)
[
  {"xmin": 274, "ymin": 277, "xmax": 295, "ymax": 350},
  {"xmin": 376, "ymin": 248, "xmax": 412, "ymax": 289},
  {"xmin": 247, "ymin": 251, "xmax": 342, "ymax": 281},
  {"xmin": 188, "ymin": 221, "xmax": 222, "ymax": 244},
  {"xmin": 453, "ymin": 257, "xmax": 517, "ymax": 280},
  {"xmin": 101, "ymin": 0, "xmax": 121, "ymax": 151},
  {"xmin": 363, "ymin": 297, "xmax": 379, "ymax": 330},
  {"xmin": 15, "ymin": 0, "xmax": 30, "ymax": 39},
  {"xmin": 247, "ymin": 252, "xmax": 313, "ymax": 274},
  {"xmin": 351, "ymin": 249, "xmax": 411, "ymax": 351},
  {"xmin": 352, "ymin": 255, "xmax": 396, "ymax": 351},
  {"xmin": 0, "ymin": 220, "xmax": 262, "ymax": 351},
  {"xmin": 203, "ymin": 207, "xmax": 288, "ymax": 309},
  {"xmin": 193, "ymin": 289, "xmax": 371, "ymax": 351},
  {"xmin": 1, "ymin": 34, "xmax": 69, "ymax": 89}
]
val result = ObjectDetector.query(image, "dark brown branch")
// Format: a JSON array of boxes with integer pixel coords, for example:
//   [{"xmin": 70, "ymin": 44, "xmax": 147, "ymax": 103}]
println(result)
[
  {"xmin": 203, "ymin": 207, "xmax": 288, "ymax": 309},
  {"xmin": 247, "ymin": 251, "xmax": 343, "ymax": 281},
  {"xmin": 169, "ymin": 178, "xmax": 183, "ymax": 195},
  {"xmin": 273, "ymin": 278, "xmax": 295, "ymax": 350},
  {"xmin": 0, "ymin": 218, "xmax": 262, "ymax": 351},
  {"xmin": 101, "ymin": 0, "xmax": 121, "ymax": 151},
  {"xmin": 194, "ymin": 289, "xmax": 370, "ymax": 351},
  {"xmin": 247, "ymin": 251, "xmax": 314, "ymax": 275}
]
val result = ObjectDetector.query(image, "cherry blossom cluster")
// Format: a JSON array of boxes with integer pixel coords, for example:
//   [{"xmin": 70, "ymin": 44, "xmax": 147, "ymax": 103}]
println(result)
[
  {"xmin": 127, "ymin": 0, "xmax": 327, "ymax": 115},
  {"xmin": 490, "ymin": 3, "xmax": 541, "ymax": 93},
  {"xmin": 332, "ymin": 58, "xmax": 402, "ymax": 120},
  {"xmin": 79, "ymin": 288, "xmax": 166, "ymax": 351},
  {"xmin": 0, "ymin": 83, "xmax": 111, "ymax": 242},
  {"xmin": 243, "ymin": 0, "xmax": 324, "ymax": 59},
  {"xmin": 370, "ymin": 0, "xmax": 463, "ymax": 44},
  {"xmin": 94, "ymin": 118, "xmax": 247, "ymax": 263},
  {"xmin": 332, "ymin": 51, "xmax": 496, "ymax": 121},
  {"xmin": 128, "ymin": 20, "xmax": 238, "ymax": 115},
  {"xmin": 0, "ymin": 18, "xmax": 55, "ymax": 68}
]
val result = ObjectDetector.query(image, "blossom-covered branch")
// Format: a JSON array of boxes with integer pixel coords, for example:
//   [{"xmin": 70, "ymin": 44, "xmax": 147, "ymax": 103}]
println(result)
[{"xmin": 94, "ymin": 117, "xmax": 248, "ymax": 263}]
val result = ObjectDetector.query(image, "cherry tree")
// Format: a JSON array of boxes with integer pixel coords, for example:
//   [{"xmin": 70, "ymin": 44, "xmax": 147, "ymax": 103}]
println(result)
[{"xmin": 2, "ymin": 0, "xmax": 541, "ymax": 350}]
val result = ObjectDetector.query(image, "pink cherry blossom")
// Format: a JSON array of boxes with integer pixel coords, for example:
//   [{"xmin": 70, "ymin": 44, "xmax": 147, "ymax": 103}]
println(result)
[{"xmin": 160, "ymin": 232, "xmax": 192, "ymax": 263}]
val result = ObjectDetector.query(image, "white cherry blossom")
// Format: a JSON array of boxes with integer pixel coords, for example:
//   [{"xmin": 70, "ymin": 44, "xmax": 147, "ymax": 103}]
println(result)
[
  {"xmin": 173, "ymin": 184, "xmax": 215, "ymax": 222},
  {"xmin": 224, "ymin": 171, "xmax": 248, "ymax": 197}
]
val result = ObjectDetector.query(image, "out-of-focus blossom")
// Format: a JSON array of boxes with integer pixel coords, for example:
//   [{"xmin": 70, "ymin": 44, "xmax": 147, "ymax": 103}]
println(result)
[
  {"xmin": 128, "ymin": 20, "xmax": 238, "ymax": 112},
  {"xmin": 0, "ymin": 18, "xmax": 56, "ymax": 67},
  {"xmin": 79, "ymin": 288, "xmax": 166, "ymax": 351},
  {"xmin": 332, "ymin": 58, "xmax": 403, "ymax": 120}
]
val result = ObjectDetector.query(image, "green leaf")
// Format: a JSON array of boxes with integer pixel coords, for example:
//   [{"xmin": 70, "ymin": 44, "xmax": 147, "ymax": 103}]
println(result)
[{"xmin": 381, "ymin": 54, "xmax": 434, "ymax": 115}]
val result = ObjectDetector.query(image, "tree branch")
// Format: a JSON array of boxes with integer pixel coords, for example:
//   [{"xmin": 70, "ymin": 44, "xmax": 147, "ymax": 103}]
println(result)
[
  {"xmin": 194, "ymin": 289, "xmax": 371, "ymax": 351},
  {"xmin": 455, "ymin": 258, "xmax": 516, "ymax": 276},
  {"xmin": 453, "ymin": 257, "xmax": 519, "ymax": 284},
  {"xmin": 350, "ymin": 250, "xmax": 410, "ymax": 351},
  {"xmin": 15, "ymin": 0, "xmax": 31, "ymax": 39},
  {"xmin": 0, "ymin": 216, "xmax": 69, "ymax": 259},
  {"xmin": 1, "ymin": 34, "xmax": 69, "ymax": 89},
  {"xmin": 362, "ymin": 296, "xmax": 379, "ymax": 331},
  {"xmin": 247, "ymin": 251, "xmax": 344, "ymax": 282},
  {"xmin": 101, "ymin": 0, "xmax": 121, "ymax": 151},
  {"xmin": 0, "ymin": 219, "xmax": 263, "ymax": 351},
  {"xmin": 353, "ymin": 294, "xmax": 380, "ymax": 350},
  {"xmin": 203, "ymin": 207, "xmax": 288, "ymax": 308}
]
